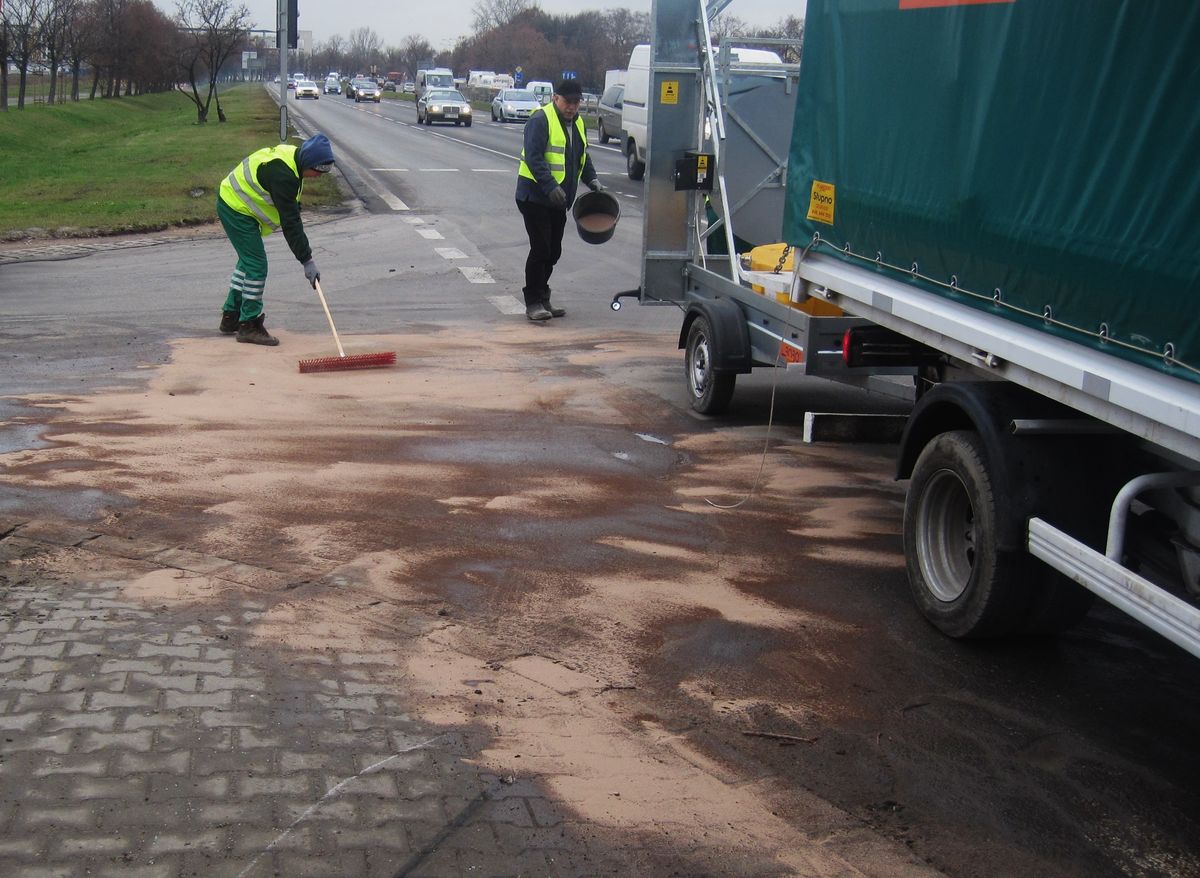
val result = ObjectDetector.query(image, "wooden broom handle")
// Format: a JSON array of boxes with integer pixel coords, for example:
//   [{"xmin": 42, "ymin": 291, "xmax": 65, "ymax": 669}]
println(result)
[{"xmin": 313, "ymin": 279, "xmax": 345, "ymax": 358}]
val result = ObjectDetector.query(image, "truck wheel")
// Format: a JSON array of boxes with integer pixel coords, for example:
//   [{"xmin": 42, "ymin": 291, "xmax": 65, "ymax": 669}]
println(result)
[
  {"xmin": 627, "ymin": 144, "xmax": 645, "ymax": 181},
  {"xmin": 685, "ymin": 316, "xmax": 735, "ymax": 415},
  {"xmin": 904, "ymin": 430, "xmax": 1030, "ymax": 638}
]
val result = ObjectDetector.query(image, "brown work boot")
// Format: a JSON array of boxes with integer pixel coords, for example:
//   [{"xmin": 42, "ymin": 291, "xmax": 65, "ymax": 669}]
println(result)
[
  {"xmin": 236, "ymin": 314, "xmax": 279, "ymax": 346},
  {"xmin": 219, "ymin": 310, "xmax": 239, "ymax": 334}
]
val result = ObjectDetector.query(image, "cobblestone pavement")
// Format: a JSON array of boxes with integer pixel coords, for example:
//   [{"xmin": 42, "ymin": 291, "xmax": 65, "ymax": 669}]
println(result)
[
  {"xmin": 5, "ymin": 515, "xmax": 913, "ymax": 878},
  {"xmin": 0, "ymin": 518, "xmax": 630, "ymax": 878}
]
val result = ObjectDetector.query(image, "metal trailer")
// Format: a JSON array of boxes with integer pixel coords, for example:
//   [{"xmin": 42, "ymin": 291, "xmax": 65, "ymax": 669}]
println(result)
[{"xmin": 619, "ymin": 0, "xmax": 1200, "ymax": 658}]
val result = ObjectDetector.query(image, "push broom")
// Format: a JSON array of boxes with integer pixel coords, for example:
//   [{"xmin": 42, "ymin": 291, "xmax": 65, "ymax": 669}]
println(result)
[{"xmin": 297, "ymin": 279, "xmax": 396, "ymax": 374}]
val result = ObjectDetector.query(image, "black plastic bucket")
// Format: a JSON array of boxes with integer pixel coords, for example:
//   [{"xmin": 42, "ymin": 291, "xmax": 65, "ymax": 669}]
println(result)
[{"xmin": 572, "ymin": 190, "xmax": 621, "ymax": 245}]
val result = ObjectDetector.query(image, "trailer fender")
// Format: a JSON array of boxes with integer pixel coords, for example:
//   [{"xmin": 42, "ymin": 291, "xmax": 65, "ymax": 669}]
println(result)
[
  {"xmin": 678, "ymin": 299, "xmax": 753, "ymax": 374},
  {"xmin": 897, "ymin": 382, "xmax": 1077, "ymax": 553}
]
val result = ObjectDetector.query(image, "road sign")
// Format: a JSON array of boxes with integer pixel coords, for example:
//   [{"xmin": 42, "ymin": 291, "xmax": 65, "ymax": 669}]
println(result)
[{"xmin": 561, "ymin": 70, "xmax": 577, "ymax": 80}]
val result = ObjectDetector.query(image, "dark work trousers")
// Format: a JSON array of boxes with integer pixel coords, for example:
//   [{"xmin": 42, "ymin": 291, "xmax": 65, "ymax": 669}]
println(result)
[{"xmin": 516, "ymin": 198, "xmax": 568, "ymax": 306}]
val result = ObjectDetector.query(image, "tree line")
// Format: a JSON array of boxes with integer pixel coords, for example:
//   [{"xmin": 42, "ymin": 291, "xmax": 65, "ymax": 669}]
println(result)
[
  {"xmin": 1, "ymin": 0, "xmax": 255, "ymax": 122},
  {"xmin": 3, "ymin": 0, "xmax": 804, "ymax": 118},
  {"xmin": 304, "ymin": 1, "xmax": 804, "ymax": 94}
]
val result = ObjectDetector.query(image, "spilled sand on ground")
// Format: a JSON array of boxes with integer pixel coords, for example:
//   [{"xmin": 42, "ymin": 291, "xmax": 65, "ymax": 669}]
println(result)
[{"xmin": 2, "ymin": 326, "xmax": 927, "ymax": 875}]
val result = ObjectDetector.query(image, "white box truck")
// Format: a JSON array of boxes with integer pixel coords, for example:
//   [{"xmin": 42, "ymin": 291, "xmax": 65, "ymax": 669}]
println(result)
[{"xmin": 626, "ymin": 0, "xmax": 1200, "ymax": 657}]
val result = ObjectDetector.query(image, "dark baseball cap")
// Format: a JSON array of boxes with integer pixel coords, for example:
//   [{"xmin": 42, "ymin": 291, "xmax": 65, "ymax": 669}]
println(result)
[{"xmin": 554, "ymin": 78, "xmax": 583, "ymax": 99}]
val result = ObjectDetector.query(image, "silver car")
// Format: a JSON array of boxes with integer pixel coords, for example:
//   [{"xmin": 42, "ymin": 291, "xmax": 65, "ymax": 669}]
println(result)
[
  {"xmin": 353, "ymin": 79, "xmax": 381, "ymax": 103},
  {"xmin": 418, "ymin": 89, "xmax": 473, "ymax": 126},
  {"xmin": 491, "ymin": 89, "xmax": 540, "ymax": 123}
]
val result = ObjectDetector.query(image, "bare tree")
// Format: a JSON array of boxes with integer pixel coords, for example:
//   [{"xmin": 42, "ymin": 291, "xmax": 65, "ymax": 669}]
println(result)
[
  {"xmin": 4, "ymin": 0, "xmax": 44, "ymax": 109},
  {"xmin": 174, "ymin": 0, "xmax": 251, "ymax": 123},
  {"xmin": 345, "ymin": 25, "xmax": 382, "ymax": 76},
  {"xmin": 39, "ymin": 0, "xmax": 79, "ymax": 103},
  {"xmin": 710, "ymin": 11, "xmax": 748, "ymax": 44},
  {"xmin": 61, "ymin": 0, "xmax": 99, "ymax": 99},
  {"xmin": 471, "ymin": 0, "xmax": 537, "ymax": 35},
  {"xmin": 397, "ymin": 33, "xmax": 433, "ymax": 79}
]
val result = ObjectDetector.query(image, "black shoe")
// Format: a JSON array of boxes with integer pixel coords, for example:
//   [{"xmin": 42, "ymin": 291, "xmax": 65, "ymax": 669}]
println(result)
[
  {"xmin": 525, "ymin": 303, "xmax": 552, "ymax": 321},
  {"xmin": 219, "ymin": 310, "xmax": 239, "ymax": 334},
  {"xmin": 236, "ymin": 314, "xmax": 279, "ymax": 346},
  {"xmin": 542, "ymin": 300, "xmax": 565, "ymax": 318}
]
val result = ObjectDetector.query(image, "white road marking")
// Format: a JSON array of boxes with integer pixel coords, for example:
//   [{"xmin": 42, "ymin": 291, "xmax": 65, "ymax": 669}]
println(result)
[
  {"xmin": 459, "ymin": 266, "xmax": 495, "ymax": 284},
  {"xmin": 471, "ymin": 168, "xmax": 511, "ymax": 172},
  {"xmin": 379, "ymin": 192, "xmax": 410, "ymax": 211},
  {"xmin": 416, "ymin": 228, "xmax": 444, "ymax": 239},
  {"xmin": 370, "ymin": 168, "xmax": 410, "ymax": 172},
  {"xmin": 401, "ymin": 216, "xmax": 427, "ymax": 224},
  {"xmin": 418, "ymin": 168, "xmax": 457, "ymax": 172},
  {"xmin": 488, "ymin": 295, "xmax": 526, "ymax": 315},
  {"xmin": 435, "ymin": 247, "xmax": 468, "ymax": 260}
]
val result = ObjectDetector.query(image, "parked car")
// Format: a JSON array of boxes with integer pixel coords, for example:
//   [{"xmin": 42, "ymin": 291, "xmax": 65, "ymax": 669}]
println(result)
[
  {"xmin": 353, "ymin": 79, "xmax": 381, "ymax": 103},
  {"xmin": 596, "ymin": 84, "xmax": 624, "ymax": 145},
  {"xmin": 490, "ymin": 88, "xmax": 540, "ymax": 123},
  {"xmin": 323, "ymin": 76, "xmax": 340, "ymax": 94},
  {"xmin": 417, "ymin": 89, "xmax": 473, "ymax": 126},
  {"xmin": 294, "ymin": 79, "xmax": 320, "ymax": 99}
]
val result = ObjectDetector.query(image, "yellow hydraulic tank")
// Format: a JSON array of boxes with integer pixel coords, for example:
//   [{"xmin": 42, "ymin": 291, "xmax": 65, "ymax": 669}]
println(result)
[{"xmin": 745, "ymin": 243, "xmax": 843, "ymax": 317}]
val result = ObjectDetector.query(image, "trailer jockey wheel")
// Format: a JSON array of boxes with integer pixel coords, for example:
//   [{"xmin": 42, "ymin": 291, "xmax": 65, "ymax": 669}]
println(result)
[
  {"xmin": 685, "ymin": 315, "xmax": 735, "ymax": 415},
  {"xmin": 903, "ymin": 430, "xmax": 1032, "ymax": 638}
]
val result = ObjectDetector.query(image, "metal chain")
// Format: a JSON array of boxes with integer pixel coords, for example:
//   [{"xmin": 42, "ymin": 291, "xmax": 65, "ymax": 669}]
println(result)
[{"xmin": 772, "ymin": 243, "xmax": 792, "ymax": 274}]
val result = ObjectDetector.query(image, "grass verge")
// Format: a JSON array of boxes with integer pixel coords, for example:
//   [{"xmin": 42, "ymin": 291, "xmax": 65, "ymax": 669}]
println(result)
[{"xmin": 0, "ymin": 85, "xmax": 343, "ymax": 239}]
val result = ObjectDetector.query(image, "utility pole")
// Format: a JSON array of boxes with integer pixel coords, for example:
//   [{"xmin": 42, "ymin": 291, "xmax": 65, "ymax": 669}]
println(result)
[
  {"xmin": 277, "ymin": 0, "xmax": 287, "ymax": 141},
  {"xmin": 277, "ymin": 0, "xmax": 297, "ymax": 142}
]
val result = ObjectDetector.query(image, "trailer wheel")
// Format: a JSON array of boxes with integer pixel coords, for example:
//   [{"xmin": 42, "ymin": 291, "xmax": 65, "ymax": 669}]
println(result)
[
  {"xmin": 904, "ymin": 430, "xmax": 1030, "ymax": 638},
  {"xmin": 685, "ymin": 316, "xmax": 735, "ymax": 415}
]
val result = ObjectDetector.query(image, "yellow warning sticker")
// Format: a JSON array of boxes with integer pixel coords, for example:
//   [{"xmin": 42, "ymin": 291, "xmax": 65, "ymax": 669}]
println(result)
[
  {"xmin": 660, "ymin": 81, "xmax": 679, "ymax": 104},
  {"xmin": 807, "ymin": 180, "xmax": 835, "ymax": 225},
  {"xmin": 696, "ymin": 155, "xmax": 708, "ymax": 170}
]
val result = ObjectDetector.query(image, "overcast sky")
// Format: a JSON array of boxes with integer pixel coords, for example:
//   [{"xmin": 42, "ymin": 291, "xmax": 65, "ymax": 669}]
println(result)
[{"xmin": 235, "ymin": 1, "xmax": 805, "ymax": 52}]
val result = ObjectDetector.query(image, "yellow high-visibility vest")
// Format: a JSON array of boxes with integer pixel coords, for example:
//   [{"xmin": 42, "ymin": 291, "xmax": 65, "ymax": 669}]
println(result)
[
  {"xmin": 219, "ymin": 144, "xmax": 303, "ymax": 236},
  {"xmin": 518, "ymin": 103, "xmax": 587, "ymax": 184}
]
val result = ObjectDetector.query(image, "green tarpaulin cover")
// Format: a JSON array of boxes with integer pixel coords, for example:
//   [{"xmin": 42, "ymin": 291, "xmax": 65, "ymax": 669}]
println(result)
[{"xmin": 784, "ymin": 0, "xmax": 1200, "ymax": 383}]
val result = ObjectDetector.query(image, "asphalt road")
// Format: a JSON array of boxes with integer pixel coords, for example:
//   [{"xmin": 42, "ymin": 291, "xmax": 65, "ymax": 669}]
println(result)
[{"xmin": 1, "ymin": 85, "xmax": 1199, "ymax": 877}]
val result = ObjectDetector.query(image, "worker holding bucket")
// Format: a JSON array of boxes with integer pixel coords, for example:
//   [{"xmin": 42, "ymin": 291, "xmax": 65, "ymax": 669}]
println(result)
[{"xmin": 514, "ymin": 78, "xmax": 609, "ymax": 321}]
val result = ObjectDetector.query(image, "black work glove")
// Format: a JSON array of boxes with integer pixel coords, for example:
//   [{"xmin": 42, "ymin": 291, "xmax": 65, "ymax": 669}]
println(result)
[
  {"xmin": 303, "ymin": 259, "xmax": 320, "ymax": 289},
  {"xmin": 548, "ymin": 186, "xmax": 567, "ymax": 208}
]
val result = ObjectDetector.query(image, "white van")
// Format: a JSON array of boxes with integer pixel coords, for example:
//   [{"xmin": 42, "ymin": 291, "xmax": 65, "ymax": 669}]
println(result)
[
  {"xmin": 416, "ymin": 68, "xmax": 455, "ymax": 102},
  {"xmin": 621, "ymin": 43, "xmax": 783, "ymax": 181},
  {"xmin": 526, "ymin": 81, "xmax": 553, "ymax": 105}
]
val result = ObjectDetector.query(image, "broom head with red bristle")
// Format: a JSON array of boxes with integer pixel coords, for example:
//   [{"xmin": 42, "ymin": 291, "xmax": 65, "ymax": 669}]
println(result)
[{"xmin": 297, "ymin": 351, "xmax": 396, "ymax": 374}]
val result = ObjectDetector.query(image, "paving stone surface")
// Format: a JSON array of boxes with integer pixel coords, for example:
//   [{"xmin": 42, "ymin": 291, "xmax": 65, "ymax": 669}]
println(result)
[{"xmin": 0, "ymin": 524, "xmax": 635, "ymax": 877}]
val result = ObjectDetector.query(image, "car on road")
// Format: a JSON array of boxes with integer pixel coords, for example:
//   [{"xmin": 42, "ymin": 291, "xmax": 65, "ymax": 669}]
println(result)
[
  {"xmin": 402, "ymin": 81, "xmax": 414, "ymax": 93},
  {"xmin": 417, "ymin": 89, "xmax": 473, "ymax": 126},
  {"xmin": 294, "ymin": 79, "xmax": 320, "ymax": 99},
  {"xmin": 596, "ymin": 84, "xmax": 624, "ymax": 145},
  {"xmin": 353, "ymin": 79, "xmax": 381, "ymax": 102},
  {"xmin": 323, "ymin": 76, "xmax": 340, "ymax": 94},
  {"xmin": 490, "ymin": 89, "xmax": 540, "ymax": 123}
]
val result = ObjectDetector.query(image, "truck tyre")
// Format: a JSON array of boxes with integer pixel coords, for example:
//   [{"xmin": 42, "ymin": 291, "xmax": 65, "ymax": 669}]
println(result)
[
  {"xmin": 904, "ymin": 430, "xmax": 1031, "ymax": 638},
  {"xmin": 685, "ymin": 316, "xmax": 736, "ymax": 415},
  {"xmin": 627, "ymin": 144, "xmax": 645, "ymax": 181}
]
